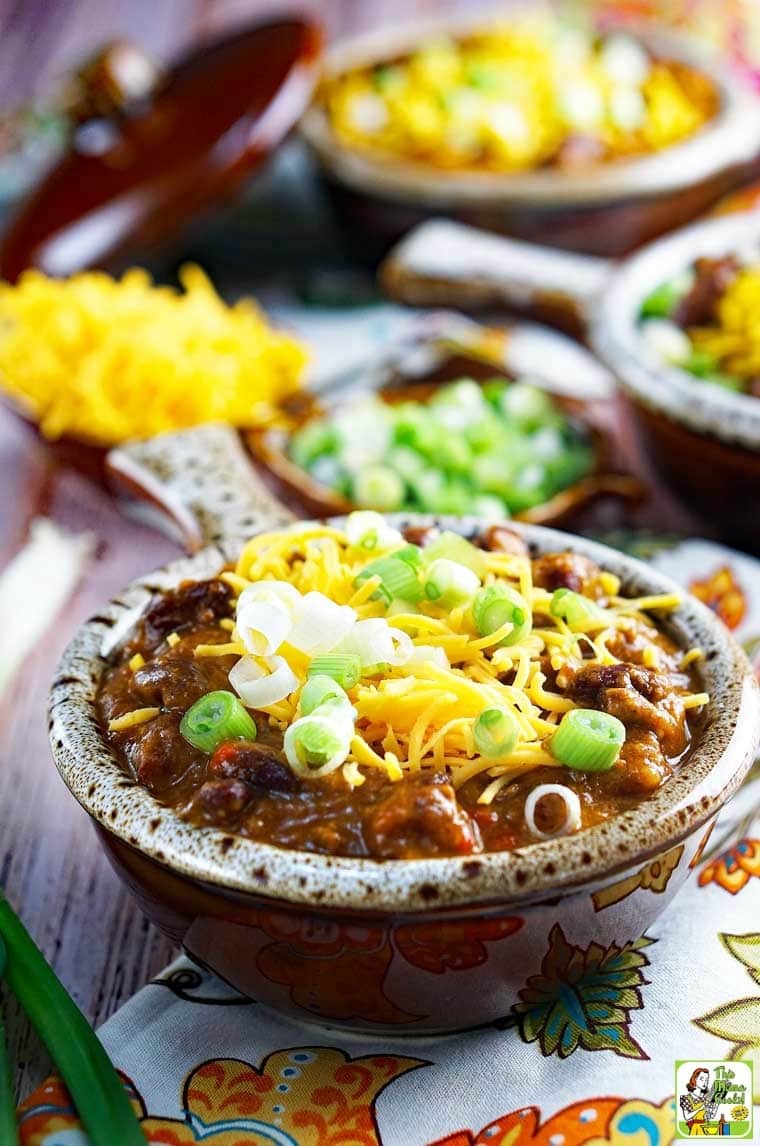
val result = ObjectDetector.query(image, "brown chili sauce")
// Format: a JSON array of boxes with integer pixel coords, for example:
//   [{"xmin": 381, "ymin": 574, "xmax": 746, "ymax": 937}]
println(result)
[{"xmin": 97, "ymin": 528, "xmax": 702, "ymax": 859}]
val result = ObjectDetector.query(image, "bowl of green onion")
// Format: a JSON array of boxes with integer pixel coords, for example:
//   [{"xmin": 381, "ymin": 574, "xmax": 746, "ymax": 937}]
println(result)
[{"xmin": 249, "ymin": 367, "xmax": 640, "ymax": 527}]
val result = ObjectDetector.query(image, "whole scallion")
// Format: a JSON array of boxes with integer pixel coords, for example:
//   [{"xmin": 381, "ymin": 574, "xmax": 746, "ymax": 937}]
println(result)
[{"xmin": 0, "ymin": 895, "xmax": 145, "ymax": 1145}]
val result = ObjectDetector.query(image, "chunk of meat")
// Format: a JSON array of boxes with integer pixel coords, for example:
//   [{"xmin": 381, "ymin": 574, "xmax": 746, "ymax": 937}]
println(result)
[
  {"xmin": 673, "ymin": 256, "xmax": 739, "ymax": 327},
  {"xmin": 403, "ymin": 524, "xmax": 440, "ymax": 547},
  {"xmin": 563, "ymin": 662, "xmax": 687, "ymax": 756},
  {"xmin": 209, "ymin": 740, "xmax": 297, "ymax": 793},
  {"xmin": 532, "ymin": 551, "xmax": 605, "ymax": 598},
  {"xmin": 142, "ymin": 579, "xmax": 233, "ymax": 643},
  {"xmin": 616, "ymin": 729, "xmax": 671, "ymax": 795},
  {"xmin": 198, "ymin": 778, "xmax": 251, "ymax": 821},
  {"xmin": 125, "ymin": 711, "xmax": 199, "ymax": 792},
  {"xmin": 480, "ymin": 525, "xmax": 529, "ymax": 557},
  {"xmin": 364, "ymin": 773, "xmax": 482, "ymax": 859},
  {"xmin": 132, "ymin": 648, "xmax": 234, "ymax": 711}
]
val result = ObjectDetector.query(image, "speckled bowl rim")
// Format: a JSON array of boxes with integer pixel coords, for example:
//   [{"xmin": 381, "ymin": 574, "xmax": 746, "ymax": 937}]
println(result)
[
  {"xmin": 49, "ymin": 516, "xmax": 759, "ymax": 913},
  {"xmin": 300, "ymin": 17, "xmax": 760, "ymax": 208},
  {"xmin": 592, "ymin": 211, "xmax": 760, "ymax": 452}
]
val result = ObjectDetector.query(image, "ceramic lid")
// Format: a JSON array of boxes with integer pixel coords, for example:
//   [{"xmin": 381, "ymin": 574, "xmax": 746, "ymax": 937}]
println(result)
[{"xmin": 0, "ymin": 15, "xmax": 322, "ymax": 281}]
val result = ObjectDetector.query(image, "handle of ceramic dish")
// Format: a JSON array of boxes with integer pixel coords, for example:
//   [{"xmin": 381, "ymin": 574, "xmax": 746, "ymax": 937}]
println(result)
[
  {"xmin": 380, "ymin": 219, "xmax": 613, "ymax": 325},
  {"xmin": 107, "ymin": 423, "xmax": 294, "ymax": 553}
]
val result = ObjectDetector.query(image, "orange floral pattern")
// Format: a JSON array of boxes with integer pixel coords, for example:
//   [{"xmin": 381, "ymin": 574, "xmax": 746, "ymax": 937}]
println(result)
[
  {"xmin": 428, "ymin": 1095, "xmax": 675, "ymax": 1145},
  {"xmin": 18, "ymin": 1048, "xmax": 425, "ymax": 1145},
  {"xmin": 394, "ymin": 916, "xmax": 523, "ymax": 974},
  {"xmin": 249, "ymin": 910, "xmax": 523, "ymax": 1024},
  {"xmin": 698, "ymin": 838, "xmax": 760, "ymax": 894}
]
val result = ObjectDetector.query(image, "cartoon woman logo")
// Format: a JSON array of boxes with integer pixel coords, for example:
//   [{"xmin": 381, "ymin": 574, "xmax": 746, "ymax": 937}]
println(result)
[{"xmin": 679, "ymin": 1068, "xmax": 719, "ymax": 1136}]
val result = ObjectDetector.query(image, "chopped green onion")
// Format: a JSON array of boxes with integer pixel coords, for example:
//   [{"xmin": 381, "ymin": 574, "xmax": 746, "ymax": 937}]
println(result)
[
  {"xmin": 0, "ymin": 895, "xmax": 145, "ymax": 1145},
  {"xmin": 284, "ymin": 715, "xmax": 348, "ymax": 774},
  {"xmin": 289, "ymin": 420, "xmax": 337, "ymax": 467},
  {"xmin": 472, "ymin": 584, "xmax": 531, "ymax": 646},
  {"xmin": 551, "ymin": 708, "xmax": 625, "ymax": 772},
  {"xmin": 640, "ymin": 272, "xmax": 692, "ymax": 319},
  {"xmin": 682, "ymin": 348, "xmax": 719, "ymax": 378},
  {"xmin": 423, "ymin": 558, "xmax": 480, "ymax": 608},
  {"xmin": 180, "ymin": 690, "xmax": 257, "ymax": 753},
  {"xmin": 345, "ymin": 510, "xmax": 403, "ymax": 551},
  {"xmin": 394, "ymin": 543, "xmax": 423, "ymax": 570},
  {"xmin": 0, "ymin": 936, "xmax": 18, "ymax": 1146},
  {"xmin": 354, "ymin": 554, "xmax": 423, "ymax": 605},
  {"xmin": 421, "ymin": 530, "xmax": 487, "ymax": 577},
  {"xmin": 300, "ymin": 674, "xmax": 349, "ymax": 716},
  {"xmin": 352, "ymin": 465, "xmax": 405, "ymax": 511},
  {"xmin": 500, "ymin": 382, "xmax": 556, "ymax": 430},
  {"xmin": 549, "ymin": 588, "xmax": 602, "ymax": 627},
  {"xmin": 307, "ymin": 653, "xmax": 362, "ymax": 689},
  {"xmin": 473, "ymin": 493, "xmax": 509, "ymax": 521},
  {"xmin": 474, "ymin": 707, "xmax": 520, "ymax": 758}
]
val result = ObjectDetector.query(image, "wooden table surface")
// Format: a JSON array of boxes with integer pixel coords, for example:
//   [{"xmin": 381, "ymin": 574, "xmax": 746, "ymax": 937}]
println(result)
[{"xmin": 1, "ymin": 410, "xmax": 180, "ymax": 1099}]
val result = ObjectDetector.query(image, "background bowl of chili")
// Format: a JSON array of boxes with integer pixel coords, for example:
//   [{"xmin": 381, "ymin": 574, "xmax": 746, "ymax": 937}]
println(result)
[
  {"xmin": 300, "ymin": 16, "xmax": 760, "ymax": 259},
  {"xmin": 381, "ymin": 215, "xmax": 760, "ymax": 552},
  {"xmin": 46, "ymin": 424, "xmax": 759, "ymax": 1032}
]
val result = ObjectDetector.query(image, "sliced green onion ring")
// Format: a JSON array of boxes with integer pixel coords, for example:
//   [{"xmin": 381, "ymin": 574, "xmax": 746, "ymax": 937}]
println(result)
[
  {"xmin": 551, "ymin": 708, "xmax": 625, "ymax": 772},
  {"xmin": 284, "ymin": 714, "xmax": 350, "ymax": 778},
  {"xmin": 354, "ymin": 554, "xmax": 423, "ymax": 605},
  {"xmin": 473, "ymin": 707, "xmax": 520, "ymax": 758},
  {"xmin": 307, "ymin": 653, "xmax": 362, "ymax": 690},
  {"xmin": 300, "ymin": 674, "xmax": 349, "ymax": 716},
  {"xmin": 421, "ymin": 530, "xmax": 487, "ymax": 577},
  {"xmin": 549, "ymin": 588, "xmax": 602, "ymax": 627},
  {"xmin": 423, "ymin": 558, "xmax": 480, "ymax": 608},
  {"xmin": 180, "ymin": 690, "xmax": 257, "ymax": 753},
  {"xmin": 472, "ymin": 584, "xmax": 531, "ymax": 646}
]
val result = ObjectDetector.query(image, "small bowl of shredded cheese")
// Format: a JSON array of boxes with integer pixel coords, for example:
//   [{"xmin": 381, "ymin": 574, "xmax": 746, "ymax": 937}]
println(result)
[{"xmin": 0, "ymin": 264, "xmax": 308, "ymax": 448}]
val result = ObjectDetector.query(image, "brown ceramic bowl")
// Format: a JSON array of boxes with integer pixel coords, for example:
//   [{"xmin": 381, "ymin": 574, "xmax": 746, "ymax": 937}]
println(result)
[
  {"xmin": 245, "ymin": 313, "xmax": 641, "ymax": 527},
  {"xmin": 380, "ymin": 215, "xmax": 760, "ymax": 552},
  {"xmin": 300, "ymin": 17, "xmax": 760, "ymax": 259},
  {"xmin": 48, "ymin": 423, "xmax": 759, "ymax": 1032}
]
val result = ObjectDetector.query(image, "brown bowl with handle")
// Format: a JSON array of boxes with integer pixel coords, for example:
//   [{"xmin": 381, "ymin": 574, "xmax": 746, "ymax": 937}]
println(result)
[
  {"xmin": 47, "ymin": 422, "xmax": 759, "ymax": 1033},
  {"xmin": 381, "ymin": 214, "xmax": 760, "ymax": 553},
  {"xmin": 300, "ymin": 16, "xmax": 760, "ymax": 259}
]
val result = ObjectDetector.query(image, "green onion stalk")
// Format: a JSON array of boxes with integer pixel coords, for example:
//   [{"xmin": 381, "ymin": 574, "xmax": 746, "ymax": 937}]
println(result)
[{"xmin": 0, "ymin": 894, "xmax": 146, "ymax": 1144}]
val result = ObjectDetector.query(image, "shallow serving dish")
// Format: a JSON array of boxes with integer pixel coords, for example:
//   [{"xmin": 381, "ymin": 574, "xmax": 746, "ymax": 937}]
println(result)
[
  {"xmin": 48, "ymin": 423, "xmax": 759, "ymax": 1032},
  {"xmin": 245, "ymin": 312, "xmax": 640, "ymax": 527},
  {"xmin": 381, "ymin": 214, "xmax": 760, "ymax": 552},
  {"xmin": 300, "ymin": 17, "xmax": 760, "ymax": 258}
]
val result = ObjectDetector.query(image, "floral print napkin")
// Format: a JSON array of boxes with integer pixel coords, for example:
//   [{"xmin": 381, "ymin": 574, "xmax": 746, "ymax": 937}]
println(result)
[{"xmin": 16, "ymin": 533, "xmax": 760, "ymax": 1145}]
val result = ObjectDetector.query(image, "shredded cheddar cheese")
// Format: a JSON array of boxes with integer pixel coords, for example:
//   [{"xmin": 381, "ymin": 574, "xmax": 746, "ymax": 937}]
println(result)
[
  {"xmin": 108, "ymin": 707, "xmax": 160, "ymax": 732},
  {"xmin": 186, "ymin": 521, "xmax": 705, "ymax": 800}
]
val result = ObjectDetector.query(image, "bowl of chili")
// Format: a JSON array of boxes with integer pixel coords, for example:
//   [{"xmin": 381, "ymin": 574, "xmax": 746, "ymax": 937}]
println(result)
[
  {"xmin": 47, "ymin": 423, "xmax": 759, "ymax": 1032},
  {"xmin": 300, "ymin": 14, "xmax": 760, "ymax": 258},
  {"xmin": 381, "ymin": 214, "xmax": 760, "ymax": 552}
]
